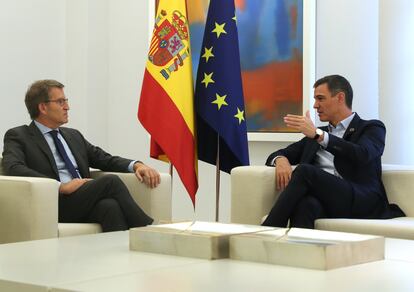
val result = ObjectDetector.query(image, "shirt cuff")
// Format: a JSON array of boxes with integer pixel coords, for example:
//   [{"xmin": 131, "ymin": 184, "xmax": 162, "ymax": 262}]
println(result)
[
  {"xmin": 128, "ymin": 160, "xmax": 138, "ymax": 173},
  {"xmin": 270, "ymin": 156, "xmax": 285, "ymax": 166},
  {"xmin": 318, "ymin": 131, "xmax": 329, "ymax": 148}
]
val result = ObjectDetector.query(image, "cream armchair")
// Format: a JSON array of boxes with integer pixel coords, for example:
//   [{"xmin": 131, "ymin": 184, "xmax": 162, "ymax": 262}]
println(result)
[
  {"xmin": 0, "ymin": 157, "xmax": 172, "ymax": 244},
  {"xmin": 231, "ymin": 165, "xmax": 414, "ymax": 240}
]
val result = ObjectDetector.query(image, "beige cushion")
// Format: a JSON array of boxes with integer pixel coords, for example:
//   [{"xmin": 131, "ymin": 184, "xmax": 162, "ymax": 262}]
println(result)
[
  {"xmin": 317, "ymin": 168, "xmax": 414, "ymax": 239},
  {"xmin": 382, "ymin": 170, "xmax": 414, "ymax": 216},
  {"xmin": 231, "ymin": 166, "xmax": 278, "ymax": 225},
  {"xmin": 316, "ymin": 217, "xmax": 414, "ymax": 240},
  {"xmin": 0, "ymin": 175, "xmax": 59, "ymax": 243}
]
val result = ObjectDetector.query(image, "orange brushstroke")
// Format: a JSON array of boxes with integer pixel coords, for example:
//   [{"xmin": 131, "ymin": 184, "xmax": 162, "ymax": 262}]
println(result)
[
  {"xmin": 235, "ymin": 0, "xmax": 245, "ymax": 10},
  {"xmin": 187, "ymin": 0, "xmax": 209, "ymax": 23},
  {"xmin": 242, "ymin": 60, "xmax": 303, "ymax": 104},
  {"xmin": 242, "ymin": 60, "xmax": 303, "ymax": 129}
]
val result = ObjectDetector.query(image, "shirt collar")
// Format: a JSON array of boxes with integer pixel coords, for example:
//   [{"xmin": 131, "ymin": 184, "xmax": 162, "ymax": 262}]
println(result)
[
  {"xmin": 34, "ymin": 120, "xmax": 57, "ymax": 135},
  {"xmin": 328, "ymin": 112, "xmax": 355, "ymax": 132}
]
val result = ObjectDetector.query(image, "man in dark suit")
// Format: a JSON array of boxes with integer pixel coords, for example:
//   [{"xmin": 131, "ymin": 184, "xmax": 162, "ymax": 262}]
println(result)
[
  {"xmin": 2, "ymin": 79, "xmax": 160, "ymax": 232},
  {"xmin": 262, "ymin": 74, "xmax": 404, "ymax": 228}
]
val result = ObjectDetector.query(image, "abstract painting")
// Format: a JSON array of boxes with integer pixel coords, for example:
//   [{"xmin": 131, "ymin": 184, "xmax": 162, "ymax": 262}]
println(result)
[{"xmin": 156, "ymin": 0, "xmax": 308, "ymax": 137}]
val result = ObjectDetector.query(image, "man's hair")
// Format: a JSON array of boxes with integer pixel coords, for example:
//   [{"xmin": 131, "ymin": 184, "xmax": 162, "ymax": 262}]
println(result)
[
  {"xmin": 25, "ymin": 79, "xmax": 64, "ymax": 119},
  {"xmin": 313, "ymin": 75, "xmax": 353, "ymax": 109}
]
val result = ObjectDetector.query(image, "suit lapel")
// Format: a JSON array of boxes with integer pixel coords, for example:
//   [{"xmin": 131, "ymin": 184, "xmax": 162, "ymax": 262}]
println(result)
[
  {"xmin": 343, "ymin": 113, "xmax": 360, "ymax": 141},
  {"xmin": 28, "ymin": 122, "xmax": 59, "ymax": 177}
]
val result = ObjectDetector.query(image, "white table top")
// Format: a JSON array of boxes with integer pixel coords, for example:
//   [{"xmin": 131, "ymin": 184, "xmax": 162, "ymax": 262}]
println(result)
[{"xmin": 0, "ymin": 231, "xmax": 414, "ymax": 292}]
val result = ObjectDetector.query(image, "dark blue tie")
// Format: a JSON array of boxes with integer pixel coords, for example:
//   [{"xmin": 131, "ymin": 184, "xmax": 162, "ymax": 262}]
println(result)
[{"xmin": 49, "ymin": 130, "xmax": 80, "ymax": 179}]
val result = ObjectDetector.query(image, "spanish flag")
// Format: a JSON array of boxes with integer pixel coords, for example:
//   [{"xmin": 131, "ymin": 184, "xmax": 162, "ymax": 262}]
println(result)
[{"xmin": 138, "ymin": 0, "xmax": 198, "ymax": 205}]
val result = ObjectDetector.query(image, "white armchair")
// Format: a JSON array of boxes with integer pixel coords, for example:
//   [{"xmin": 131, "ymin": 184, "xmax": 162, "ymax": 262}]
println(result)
[
  {"xmin": 0, "ymin": 157, "xmax": 172, "ymax": 244},
  {"xmin": 231, "ymin": 165, "xmax": 414, "ymax": 240}
]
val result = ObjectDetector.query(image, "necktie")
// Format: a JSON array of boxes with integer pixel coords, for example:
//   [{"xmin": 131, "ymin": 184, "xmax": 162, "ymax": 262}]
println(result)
[{"xmin": 49, "ymin": 130, "xmax": 80, "ymax": 179}]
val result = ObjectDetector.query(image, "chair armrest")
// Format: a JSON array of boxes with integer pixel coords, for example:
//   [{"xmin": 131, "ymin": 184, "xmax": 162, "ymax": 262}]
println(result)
[
  {"xmin": 231, "ymin": 166, "xmax": 279, "ymax": 225},
  {"xmin": 382, "ymin": 169, "xmax": 414, "ymax": 217},
  {"xmin": 90, "ymin": 171, "xmax": 172, "ymax": 222},
  {"xmin": 0, "ymin": 176, "xmax": 59, "ymax": 243}
]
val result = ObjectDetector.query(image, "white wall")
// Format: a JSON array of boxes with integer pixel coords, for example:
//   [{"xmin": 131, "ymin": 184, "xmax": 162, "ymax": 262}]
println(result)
[
  {"xmin": 316, "ymin": 0, "xmax": 379, "ymax": 121},
  {"xmin": 64, "ymin": 0, "xmax": 110, "ymax": 147},
  {"xmin": 0, "ymin": 0, "xmax": 65, "ymax": 133},
  {"xmin": 379, "ymin": 0, "xmax": 414, "ymax": 165},
  {"xmin": 0, "ymin": 0, "xmax": 108, "ymax": 145},
  {"xmin": 1, "ymin": 0, "xmax": 414, "ymax": 223}
]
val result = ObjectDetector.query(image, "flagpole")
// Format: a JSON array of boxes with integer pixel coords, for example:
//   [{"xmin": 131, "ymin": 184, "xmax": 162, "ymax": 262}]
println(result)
[
  {"xmin": 169, "ymin": 163, "xmax": 173, "ymax": 193},
  {"xmin": 215, "ymin": 135, "xmax": 220, "ymax": 222}
]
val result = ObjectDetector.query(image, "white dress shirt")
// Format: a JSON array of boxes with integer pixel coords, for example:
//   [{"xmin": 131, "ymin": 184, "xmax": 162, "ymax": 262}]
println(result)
[
  {"xmin": 314, "ymin": 113, "xmax": 355, "ymax": 177},
  {"xmin": 34, "ymin": 120, "xmax": 81, "ymax": 183}
]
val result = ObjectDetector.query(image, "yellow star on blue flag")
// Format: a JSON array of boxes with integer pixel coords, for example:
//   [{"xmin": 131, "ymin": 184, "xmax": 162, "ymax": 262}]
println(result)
[
  {"xmin": 201, "ymin": 72, "xmax": 215, "ymax": 88},
  {"xmin": 212, "ymin": 22, "xmax": 227, "ymax": 38},
  {"xmin": 202, "ymin": 47, "xmax": 215, "ymax": 63},
  {"xmin": 212, "ymin": 93, "xmax": 228, "ymax": 110}
]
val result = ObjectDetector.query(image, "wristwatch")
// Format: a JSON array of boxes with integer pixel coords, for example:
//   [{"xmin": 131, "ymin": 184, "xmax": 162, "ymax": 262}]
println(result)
[{"xmin": 313, "ymin": 128, "xmax": 323, "ymax": 140}]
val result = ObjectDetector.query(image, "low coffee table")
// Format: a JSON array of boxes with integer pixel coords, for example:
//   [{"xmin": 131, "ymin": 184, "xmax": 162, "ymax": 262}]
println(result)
[{"xmin": 0, "ymin": 230, "xmax": 413, "ymax": 291}]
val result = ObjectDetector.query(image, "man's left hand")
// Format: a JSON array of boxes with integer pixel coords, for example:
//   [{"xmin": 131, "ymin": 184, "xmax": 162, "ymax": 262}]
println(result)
[
  {"xmin": 133, "ymin": 162, "xmax": 161, "ymax": 188},
  {"xmin": 284, "ymin": 110, "xmax": 317, "ymax": 138}
]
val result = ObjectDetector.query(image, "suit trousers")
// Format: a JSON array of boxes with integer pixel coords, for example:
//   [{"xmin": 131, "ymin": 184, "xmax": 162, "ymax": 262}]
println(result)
[
  {"xmin": 262, "ymin": 164, "xmax": 355, "ymax": 229},
  {"xmin": 58, "ymin": 174, "xmax": 153, "ymax": 232}
]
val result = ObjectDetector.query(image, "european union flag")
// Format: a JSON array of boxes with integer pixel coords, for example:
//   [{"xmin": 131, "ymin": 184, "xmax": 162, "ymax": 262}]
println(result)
[{"xmin": 195, "ymin": 0, "xmax": 249, "ymax": 173}]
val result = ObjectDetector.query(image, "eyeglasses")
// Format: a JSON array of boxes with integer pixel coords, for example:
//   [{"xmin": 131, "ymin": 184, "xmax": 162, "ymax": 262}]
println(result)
[{"xmin": 45, "ymin": 98, "xmax": 69, "ymax": 106}]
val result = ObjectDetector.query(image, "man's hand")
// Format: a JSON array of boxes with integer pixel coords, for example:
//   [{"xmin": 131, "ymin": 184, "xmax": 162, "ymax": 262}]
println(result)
[
  {"xmin": 274, "ymin": 156, "xmax": 292, "ymax": 191},
  {"xmin": 133, "ymin": 162, "xmax": 161, "ymax": 188},
  {"xmin": 59, "ymin": 178, "xmax": 92, "ymax": 195},
  {"xmin": 284, "ymin": 110, "xmax": 317, "ymax": 138}
]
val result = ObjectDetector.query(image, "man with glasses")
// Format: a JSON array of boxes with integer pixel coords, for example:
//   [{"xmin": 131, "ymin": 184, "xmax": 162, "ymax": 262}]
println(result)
[
  {"xmin": 2, "ymin": 79, "xmax": 159, "ymax": 231},
  {"xmin": 262, "ymin": 75, "xmax": 404, "ymax": 228}
]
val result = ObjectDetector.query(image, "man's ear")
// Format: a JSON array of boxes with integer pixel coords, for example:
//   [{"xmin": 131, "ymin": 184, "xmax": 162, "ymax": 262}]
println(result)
[
  {"xmin": 337, "ymin": 91, "xmax": 346, "ymax": 104},
  {"xmin": 38, "ymin": 103, "xmax": 47, "ymax": 115}
]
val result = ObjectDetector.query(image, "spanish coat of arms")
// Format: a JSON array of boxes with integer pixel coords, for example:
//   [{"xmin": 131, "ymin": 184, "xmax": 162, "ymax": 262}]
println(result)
[{"xmin": 148, "ymin": 10, "xmax": 190, "ymax": 80}]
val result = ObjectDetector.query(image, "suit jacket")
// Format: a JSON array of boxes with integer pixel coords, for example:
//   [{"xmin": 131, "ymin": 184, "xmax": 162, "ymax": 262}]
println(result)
[
  {"xmin": 266, "ymin": 113, "xmax": 402, "ymax": 219},
  {"xmin": 2, "ymin": 121, "xmax": 133, "ymax": 181}
]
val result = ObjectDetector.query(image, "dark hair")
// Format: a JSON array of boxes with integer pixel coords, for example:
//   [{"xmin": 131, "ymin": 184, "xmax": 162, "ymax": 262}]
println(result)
[
  {"xmin": 313, "ymin": 75, "xmax": 353, "ymax": 109},
  {"xmin": 25, "ymin": 79, "xmax": 64, "ymax": 119}
]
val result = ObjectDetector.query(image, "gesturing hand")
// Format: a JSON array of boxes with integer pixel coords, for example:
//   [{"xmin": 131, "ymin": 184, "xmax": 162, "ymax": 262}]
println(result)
[{"xmin": 284, "ymin": 110, "xmax": 317, "ymax": 138}]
